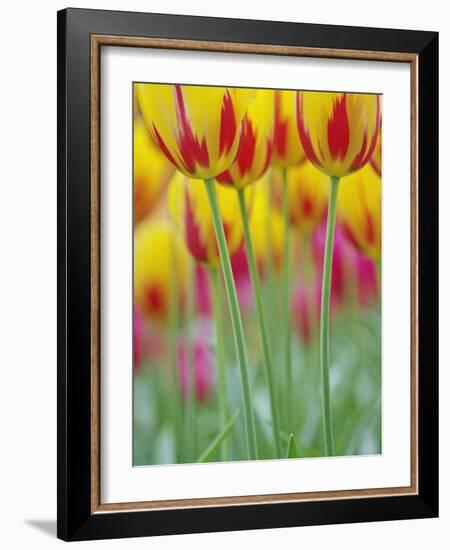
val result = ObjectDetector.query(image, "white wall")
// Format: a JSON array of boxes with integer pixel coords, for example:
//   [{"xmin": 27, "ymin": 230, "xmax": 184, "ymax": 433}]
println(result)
[{"xmin": 0, "ymin": 1, "xmax": 447, "ymax": 548}]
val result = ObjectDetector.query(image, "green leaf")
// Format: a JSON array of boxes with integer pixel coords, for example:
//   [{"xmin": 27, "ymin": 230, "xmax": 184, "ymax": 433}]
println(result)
[
  {"xmin": 196, "ymin": 410, "xmax": 240, "ymax": 463},
  {"xmin": 286, "ymin": 433, "xmax": 297, "ymax": 459}
]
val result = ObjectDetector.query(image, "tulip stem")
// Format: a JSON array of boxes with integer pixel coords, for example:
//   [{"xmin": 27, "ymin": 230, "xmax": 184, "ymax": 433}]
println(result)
[
  {"xmin": 237, "ymin": 187, "xmax": 282, "ymax": 458},
  {"xmin": 208, "ymin": 266, "xmax": 229, "ymax": 461},
  {"xmin": 319, "ymin": 175, "xmax": 340, "ymax": 456},
  {"xmin": 281, "ymin": 168, "xmax": 293, "ymax": 430},
  {"xmin": 204, "ymin": 177, "xmax": 258, "ymax": 460}
]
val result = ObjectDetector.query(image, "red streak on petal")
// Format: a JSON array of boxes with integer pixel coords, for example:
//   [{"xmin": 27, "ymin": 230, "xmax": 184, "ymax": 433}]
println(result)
[
  {"xmin": 174, "ymin": 85, "xmax": 210, "ymax": 173},
  {"xmin": 219, "ymin": 90, "xmax": 237, "ymax": 156},
  {"xmin": 301, "ymin": 195, "xmax": 313, "ymax": 219},
  {"xmin": 145, "ymin": 284, "xmax": 166, "ymax": 317},
  {"xmin": 349, "ymin": 129, "xmax": 368, "ymax": 172},
  {"xmin": 274, "ymin": 93, "xmax": 288, "ymax": 158},
  {"xmin": 184, "ymin": 187, "xmax": 210, "ymax": 263},
  {"xmin": 350, "ymin": 95, "xmax": 381, "ymax": 172},
  {"xmin": 327, "ymin": 95, "xmax": 350, "ymax": 161},
  {"xmin": 296, "ymin": 92, "xmax": 321, "ymax": 166},
  {"xmin": 236, "ymin": 116, "xmax": 257, "ymax": 177},
  {"xmin": 215, "ymin": 169, "xmax": 234, "ymax": 186},
  {"xmin": 152, "ymin": 124, "xmax": 179, "ymax": 169}
]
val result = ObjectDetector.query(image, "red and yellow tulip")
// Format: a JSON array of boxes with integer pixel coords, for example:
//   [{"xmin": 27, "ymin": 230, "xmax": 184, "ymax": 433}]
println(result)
[
  {"xmin": 216, "ymin": 90, "xmax": 274, "ymax": 188},
  {"xmin": 285, "ymin": 161, "xmax": 328, "ymax": 234},
  {"xmin": 134, "ymin": 117, "xmax": 175, "ymax": 223},
  {"xmin": 338, "ymin": 164, "xmax": 381, "ymax": 261},
  {"xmin": 296, "ymin": 91, "xmax": 381, "ymax": 178},
  {"xmin": 272, "ymin": 90, "xmax": 306, "ymax": 167},
  {"xmin": 136, "ymin": 83, "xmax": 256, "ymax": 179},
  {"xmin": 168, "ymin": 172, "xmax": 243, "ymax": 268},
  {"xmin": 134, "ymin": 217, "xmax": 188, "ymax": 323}
]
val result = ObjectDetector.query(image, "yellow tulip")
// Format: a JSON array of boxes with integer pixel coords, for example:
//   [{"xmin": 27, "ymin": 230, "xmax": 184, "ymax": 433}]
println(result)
[
  {"xmin": 338, "ymin": 164, "xmax": 381, "ymax": 260},
  {"xmin": 297, "ymin": 91, "xmax": 381, "ymax": 178},
  {"xmin": 136, "ymin": 83, "xmax": 256, "ymax": 179},
  {"xmin": 286, "ymin": 161, "xmax": 328, "ymax": 234},
  {"xmin": 134, "ymin": 117, "xmax": 175, "ymax": 223},
  {"xmin": 249, "ymin": 176, "xmax": 284, "ymax": 272},
  {"xmin": 167, "ymin": 172, "xmax": 243, "ymax": 268},
  {"xmin": 216, "ymin": 90, "xmax": 274, "ymax": 188},
  {"xmin": 134, "ymin": 218, "xmax": 188, "ymax": 322},
  {"xmin": 272, "ymin": 90, "xmax": 306, "ymax": 167}
]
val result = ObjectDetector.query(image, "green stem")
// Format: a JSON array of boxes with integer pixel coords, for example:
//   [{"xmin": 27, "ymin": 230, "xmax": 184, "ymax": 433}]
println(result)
[
  {"xmin": 204, "ymin": 178, "xmax": 258, "ymax": 460},
  {"xmin": 208, "ymin": 267, "xmax": 229, "ymax": 461},
  {"xmin": 237, "ymin": 188, "xmax": 281, "ymax": 458},
  {"xmin": 196, "ymin": 410, "xmax": 240, "ymax": 463},
  {"xmin": 319, "ymin": 175, "xmax": 340, "ymax": 456},
  {"xmin": 281, "ymin": 168, "xmax": 293, "ymax": 430}
]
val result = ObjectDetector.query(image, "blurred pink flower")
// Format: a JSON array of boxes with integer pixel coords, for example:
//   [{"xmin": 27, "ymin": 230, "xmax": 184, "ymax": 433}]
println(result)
[
  {"xmin": 177, "ymin": 337, "xmax": 214, "ymax": 403},
  {"xmin": 231, "ymin": 244, "xmax": 254, "ymax": 311},
  {"xmin": 311, "ymin": 221, "xmax": 353, "ymax": 305},
  {"xmin": 195, "ymin": 264, "xmax": 211, "ymax": 316},
  {"xmin": 291, "ymin": 284, "xmax": 316, "ymax": 345},
  {"xmin": 355, "ymin": 253, "xmax": 379, "ymax": 307},
  {"xmin": 133, "ymin": 307, "xmax": 145, "ymax": 369}
]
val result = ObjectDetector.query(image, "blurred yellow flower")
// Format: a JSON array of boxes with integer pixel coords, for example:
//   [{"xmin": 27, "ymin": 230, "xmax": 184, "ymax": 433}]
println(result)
[
  {"xmin": 272, "ymin": 90, "xmax": 306, "ymax": 167},
  {"xmin": 297, "ymin": 91, "xmax": 381, "ymax": 178},
  {"xmin": 134, "ymin": 218, "xmax": 188, "ymax": 323},
  {"xmin": 338, "ymin": 164, "xmax": 381, "ymax": 260},
  {"xmin": 167, "ymin": 172, "xmax": 243, "ymax": 268},
  {"xmin": 248, "ymin": 176, "xmax": 284, "ymax": 272},
  {"xmin": 134, "ymin": 117, "xmax": 175, "ymax": 223},
  {"xmin": 216, "ymin": 90, "xmax": 274, "ymax": 188},
  {"xmin": 136, "ymin": 83, "xmax": 256, "ymax": 179},
  {"xmin": 286, "ymin": 161, "xmax": 328, "ymax": 234}
]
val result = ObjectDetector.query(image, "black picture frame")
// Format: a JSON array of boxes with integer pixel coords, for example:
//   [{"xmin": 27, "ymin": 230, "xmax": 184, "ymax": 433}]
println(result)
[{"xmin": 57, "ymin": 7, "xmax": 438, "ymax": 541}]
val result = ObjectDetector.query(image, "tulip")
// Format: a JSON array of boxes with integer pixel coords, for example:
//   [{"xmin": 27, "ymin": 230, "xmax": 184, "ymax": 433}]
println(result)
[
  {"xmin": 296, "ymin": 90, "xmax": 381, "ymax": 457},
  {"xmin": 286, "ymin": 161, "xmax": 329, "ymax": 234},
  {"xmin": 134, "ymin": 117, "xmax": 175, "ymax": 223},
  {"xmin": 167, "ymin": 172, "xmax": 243, "ymax": 268},
  {"xmin": 134, "ymin": 217, "xmax": 188, "ymax": 323},
  {"xmin": 137, "ymin": 82, "xmax": 258, "ymax": 459},
  {"xmin": 216, "ymin": 90, "xmax": 275, "ymax": 188},
  {"xmin": 273, "ymin": 90, "xmax": 306, "ymax": 168},
  {"xmin": 212, "ymin": 91, "xmax": 284, "ymax": 457},
  {"xmin": 216, "ymin": 88, "xmax": 281, "ymax": 454},
  {"xmin": 177, "ymin": 337, "xmax": 214, "ymax": 403},
  {"xmin": 354, "ymin": 253, "xmax": 379, "ymax": 307},
  {"xmin": 136, "ymin": 83, "xmax": 255, "ymax": 179},
  {"xmin": 339, "ymin": 164, "xmax": 382, "ymax": 261},
  {"xmin": 296, "ymin": 91, "xmax": 381, "ymax": 179}
]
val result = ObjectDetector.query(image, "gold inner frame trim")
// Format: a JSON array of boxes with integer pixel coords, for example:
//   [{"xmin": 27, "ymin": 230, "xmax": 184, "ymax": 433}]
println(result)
[{"xmin": 90, "ymin": 34, "xmax": 419, "ymax": 514}]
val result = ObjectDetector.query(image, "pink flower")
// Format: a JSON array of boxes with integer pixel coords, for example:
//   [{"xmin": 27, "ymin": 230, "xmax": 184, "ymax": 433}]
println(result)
[
  {"xmin": 177, "ymin": 337, "xmax": 214, "ymax": 403},
  {"xmin": 291, "ymin": 284, "xmax": 316, "ymax": 345},
  {"xmin": 133, "ymin": 307, "xmax": 145, "ymax": 369},
  {"xmin": 355, "ymin": 253, "xmax": 379, "ymax": 307},
  {"xmin": 311, "ymin": 221, "xmax": 354, "ymax": 305},
  {"xmin": 231, "ymin": 244, "xmax": 254, "ymax": 311},
  {"xmin": 195, "ymin": 264, "xmax": 211, "ymax": 316}
]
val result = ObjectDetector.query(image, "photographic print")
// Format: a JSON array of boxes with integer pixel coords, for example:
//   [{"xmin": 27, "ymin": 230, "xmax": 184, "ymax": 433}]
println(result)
[{"xmin": 132, "ymin": 84, "xmax": 382, "ymax": 466}]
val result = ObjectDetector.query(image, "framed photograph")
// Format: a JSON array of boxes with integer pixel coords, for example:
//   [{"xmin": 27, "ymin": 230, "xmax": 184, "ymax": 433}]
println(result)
[{"xmin": 57, "ymin": 8, "xmax": 438, "ymax": 541}]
